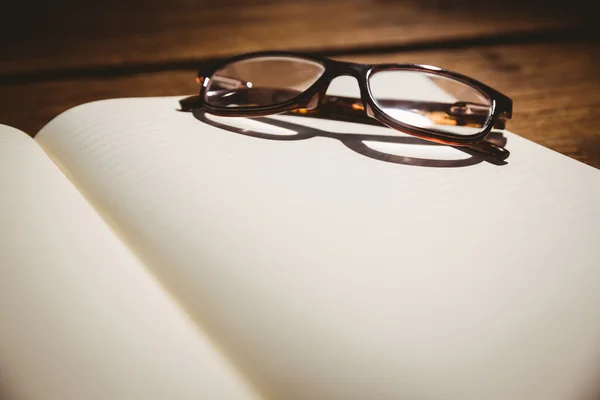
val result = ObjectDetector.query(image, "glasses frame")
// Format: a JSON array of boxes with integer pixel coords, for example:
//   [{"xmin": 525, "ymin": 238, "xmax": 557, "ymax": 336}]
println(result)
[{"xmin": 181, "ymin": 51, "xmax": 512, "ymax": 160}]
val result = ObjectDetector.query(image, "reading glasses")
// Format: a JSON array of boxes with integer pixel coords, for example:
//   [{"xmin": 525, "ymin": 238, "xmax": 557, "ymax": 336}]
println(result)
[{"xmin": 180, "ymin": 51, "xmax": 512, "ymax": 160}]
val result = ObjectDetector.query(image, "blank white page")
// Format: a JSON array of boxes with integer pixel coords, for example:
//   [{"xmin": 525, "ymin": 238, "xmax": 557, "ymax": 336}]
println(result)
[
  {"xmin": 36, "ymin": 85, "xmax": 600, "ymax": 400},
  {"xmin": 0, "ymin": 125, "xmax": 258, "ymax": 400}
]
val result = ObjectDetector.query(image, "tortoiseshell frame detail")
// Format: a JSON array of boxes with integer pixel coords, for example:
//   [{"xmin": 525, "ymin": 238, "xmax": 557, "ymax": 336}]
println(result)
[{"xmin": 180, "ymin": 51, "xmax": 513, "ymax": 160}]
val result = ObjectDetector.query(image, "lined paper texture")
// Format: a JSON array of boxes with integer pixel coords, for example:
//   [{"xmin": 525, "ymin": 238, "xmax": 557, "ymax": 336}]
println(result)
[
  {"xmin": 0, "ymin": 125, "xmax": 258, "ymax": 400},
  {"xmin": 36, "ymin": 87, "xmax": 600, "ymax": 400}
]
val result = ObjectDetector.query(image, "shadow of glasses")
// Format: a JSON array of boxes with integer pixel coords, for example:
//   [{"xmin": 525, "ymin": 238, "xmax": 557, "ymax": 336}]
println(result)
[{"xmin": 190, "ymin": 109, "xmax": 509, "ymax": 168}]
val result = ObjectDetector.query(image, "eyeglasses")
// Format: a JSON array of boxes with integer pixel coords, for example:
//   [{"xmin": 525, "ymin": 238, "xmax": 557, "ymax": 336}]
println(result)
[{"xmin": 180, "ymin": 51, "xmax": 512, "ymax": 160}]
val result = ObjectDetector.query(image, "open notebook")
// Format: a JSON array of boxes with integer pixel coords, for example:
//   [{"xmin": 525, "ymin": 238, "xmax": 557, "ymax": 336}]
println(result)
[{"xmin": 1, "ymin": 76, "xmax": 600, "ymax": 400}]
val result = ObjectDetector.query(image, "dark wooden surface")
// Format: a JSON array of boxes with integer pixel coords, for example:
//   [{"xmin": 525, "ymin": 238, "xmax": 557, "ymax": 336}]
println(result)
[
  {"xmin": 0, "ymin": 0, "xmax": 599, "ymax": 168},
  {"xmin": 0, "ymin": 0, "xmax": 587, "ymax": 75}
]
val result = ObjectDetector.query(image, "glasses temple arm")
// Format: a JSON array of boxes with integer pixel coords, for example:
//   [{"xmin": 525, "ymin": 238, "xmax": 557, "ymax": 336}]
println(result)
[
  {"xmin": 305, "ymin": 94, "xmax": 506, "ymax": 129},
  {"xmin": 293, "ymin": 95, "xmax": 510, "ymax": 161},
  {"xmin": 186, "ymin": 76, "xmax": 505, "ymax": 128}
]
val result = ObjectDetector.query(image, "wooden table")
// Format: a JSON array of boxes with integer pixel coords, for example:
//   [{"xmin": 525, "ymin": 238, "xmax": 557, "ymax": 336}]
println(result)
[{"xmin": 1, "ymin": 0, "xmax": 599, "ymax": 168}]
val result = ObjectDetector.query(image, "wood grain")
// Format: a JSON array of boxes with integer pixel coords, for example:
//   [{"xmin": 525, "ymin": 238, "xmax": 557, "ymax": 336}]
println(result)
[
  {"xmin": 1, "ymin": 41, "xmax": 599, "ymax": 168},
  {"xmin": 0, "ymin": 0, "xmax": 586, "ymax": 76}
]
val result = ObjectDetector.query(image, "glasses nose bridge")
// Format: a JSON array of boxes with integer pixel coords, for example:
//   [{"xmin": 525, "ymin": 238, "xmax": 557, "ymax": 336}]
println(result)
[
  {"xmin": 329, "ymin": 60, "xmax": 368, "ymax": 83},
  {"xmin": 324, "ymin": 60, "xmax": 371, "ymax": 102}
]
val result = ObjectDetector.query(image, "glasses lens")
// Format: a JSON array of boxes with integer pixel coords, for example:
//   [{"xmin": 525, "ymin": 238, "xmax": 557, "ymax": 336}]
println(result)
[
  {"xmin": 368, "ymin": 70, "xmax": 492, "ymax": 136},
  {"xmin": 205, "ymin": 56, "xmax": 325, "ymax": 108}
]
